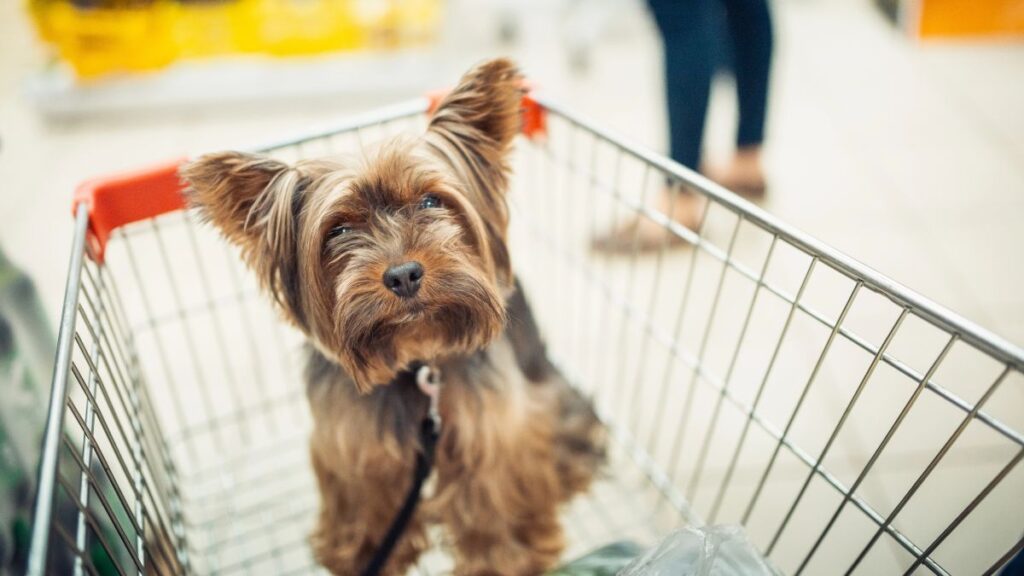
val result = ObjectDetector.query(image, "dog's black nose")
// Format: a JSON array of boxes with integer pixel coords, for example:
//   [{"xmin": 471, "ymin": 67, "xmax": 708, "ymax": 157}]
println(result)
[{"xmin": 383, "ymin": 261, "xmax": 424, "ymax": 298}]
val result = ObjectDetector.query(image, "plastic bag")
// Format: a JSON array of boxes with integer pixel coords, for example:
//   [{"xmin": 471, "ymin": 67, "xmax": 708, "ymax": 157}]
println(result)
[{"xmin": 619, "ymin": 525, "xmax": 778, "ymax": 576}]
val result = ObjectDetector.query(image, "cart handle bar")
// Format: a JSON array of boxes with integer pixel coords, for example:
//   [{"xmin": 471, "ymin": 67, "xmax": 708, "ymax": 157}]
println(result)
[{"xmin": 72, "ymin": 93, "xmax": 547, "ymax": 263}]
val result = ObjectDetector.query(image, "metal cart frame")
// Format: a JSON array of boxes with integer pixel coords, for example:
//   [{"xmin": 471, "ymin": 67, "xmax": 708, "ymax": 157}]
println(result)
[{"xmin": 26, "ymin": 95, "xmax": 1024, "ymax": 575}]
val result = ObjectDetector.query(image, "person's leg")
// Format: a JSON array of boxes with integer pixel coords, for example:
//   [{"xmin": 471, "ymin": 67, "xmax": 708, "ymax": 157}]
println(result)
[
  {"xmin": 712, "ymin": 0, "xmax": 773, "ymax": 196},
  {"xmin": 592, "ymin": 0, "xmax": 716, "ymax": 253},
  {"xmin": 650, "ymin": 0, "xmax": 718, "ymax": 171},
  {"xmin": 724, "ymin": 0, "xmax": 772, "ymax": 150}
]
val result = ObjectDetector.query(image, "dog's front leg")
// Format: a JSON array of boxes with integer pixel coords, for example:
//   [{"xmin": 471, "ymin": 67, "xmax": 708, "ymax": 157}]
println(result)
[
  {"xmin": 440, "ymin": 387, "xmax": 566, "ymax": 576},
  {"xmin": 309, "ymin": 438, "xmax": 427, "ymax": 576}
]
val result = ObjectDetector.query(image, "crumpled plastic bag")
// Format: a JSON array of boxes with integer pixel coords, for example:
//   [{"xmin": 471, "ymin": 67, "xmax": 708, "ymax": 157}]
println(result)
[
  {"xmin": 548, "ymin": 525, "xmax": 777, "ymax": 576},
  {"xmin": 619, "ymin": 525, "xmax": 778, "ymax": 576}
]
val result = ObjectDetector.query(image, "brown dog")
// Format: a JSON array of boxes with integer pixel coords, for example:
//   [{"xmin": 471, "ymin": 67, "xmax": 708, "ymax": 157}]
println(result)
[{"xmin": 182, "ymin": 58, "xmax": 605, "ymax": 575}]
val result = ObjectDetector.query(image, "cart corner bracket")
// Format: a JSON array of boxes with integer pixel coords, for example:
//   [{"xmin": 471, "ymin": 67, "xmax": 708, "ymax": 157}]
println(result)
[{"xmin": 72, "ymin": 157, "xmax": 189, "ymax": 263}]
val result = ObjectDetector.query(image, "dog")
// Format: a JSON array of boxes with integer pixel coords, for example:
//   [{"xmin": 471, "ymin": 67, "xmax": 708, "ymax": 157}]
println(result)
[{"xmin": 181, "ymin": 58, "xmax": 606, "ymax": 575}]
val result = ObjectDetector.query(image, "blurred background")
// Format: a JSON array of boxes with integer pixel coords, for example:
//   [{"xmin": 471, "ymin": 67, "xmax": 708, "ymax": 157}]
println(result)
[
  {"xmin": 1, "ymin": 0, "xmax": 1023, "ymax": 573},
  {"xmin": 2, "ymin": 0, "xmax": 1023, "ymax": 341}
]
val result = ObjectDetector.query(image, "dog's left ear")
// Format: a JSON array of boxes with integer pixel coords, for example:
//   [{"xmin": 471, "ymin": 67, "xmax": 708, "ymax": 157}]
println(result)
[
  {"xmin": 181, "ymin": 151, "xmax": 295, "ymax": 250},
  {"xmin": 181, "ymin": 152, "xmax": 312, "ymax": 327},
  {"xmin": 425, "ymin": 58, "xmax": 525, "ymax": 286}
]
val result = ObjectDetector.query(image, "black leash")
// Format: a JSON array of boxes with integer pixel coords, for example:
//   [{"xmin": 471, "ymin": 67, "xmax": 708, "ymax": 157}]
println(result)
[{"xmin": 360, "ymin": 366, "xmax": 442, "ymax": 576}]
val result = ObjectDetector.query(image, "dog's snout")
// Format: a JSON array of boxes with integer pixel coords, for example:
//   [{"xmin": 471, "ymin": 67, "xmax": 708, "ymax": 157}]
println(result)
[{"xmin": 383, "ymin": 261, "xmax": 424, "ymax": 298}]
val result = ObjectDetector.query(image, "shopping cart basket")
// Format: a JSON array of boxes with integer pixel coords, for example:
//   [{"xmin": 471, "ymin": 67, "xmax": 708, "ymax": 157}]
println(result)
[{"xmin": 26, "ymin": 94, "xmax": 1024, "ymax": 575}]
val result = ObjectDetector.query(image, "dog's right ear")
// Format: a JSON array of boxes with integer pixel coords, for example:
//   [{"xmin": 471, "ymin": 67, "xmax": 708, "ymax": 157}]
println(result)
[
  {"xmin": 427, "ymin": 58, "xmax": 524, "ymax": 156},
  {"xmin": 424, "ymin": 59, "xmax": 524, "ymax": 288},
  {"xmin": 180, "ymin": 152, "xmax": 294, "ymax": 249}
]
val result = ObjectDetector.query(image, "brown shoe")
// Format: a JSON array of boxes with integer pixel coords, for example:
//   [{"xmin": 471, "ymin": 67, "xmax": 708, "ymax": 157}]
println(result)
[
  {"xmin": 705, "ymin": 146, "xmax": 768, "ymax": 199},
  {"xmin": 591, "ymin": 188, "xmax": 705, "ymax": 254},
  {"xmin": 708, "ymin": 174, "xmax": 767, "ymax": 199}
]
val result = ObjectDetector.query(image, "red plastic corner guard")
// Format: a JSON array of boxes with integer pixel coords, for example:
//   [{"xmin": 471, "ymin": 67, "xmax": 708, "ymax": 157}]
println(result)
[
  {"xmin": 72, "ymin": 157, "xmax": 188, "ymax": 263},
  {"xmin": 426, "ymin": 90, "xmax": 547, "ymax": 140}
]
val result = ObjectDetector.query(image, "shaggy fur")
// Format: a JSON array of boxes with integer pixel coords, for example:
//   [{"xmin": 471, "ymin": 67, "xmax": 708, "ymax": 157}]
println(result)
[{"xmin": 182, "ymin": 58, "xmax": 606, "ymax": 575}]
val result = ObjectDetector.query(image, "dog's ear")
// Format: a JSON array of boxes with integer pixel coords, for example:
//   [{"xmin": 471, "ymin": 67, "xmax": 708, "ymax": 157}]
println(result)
[
  {"xmin": 428, "ymin": 58, "xmax": 524, "ymax": 154},
  {"xmin": 181, "ymin": 152, "xmax": 293, "ymax": 247},
  {"xmin": 425, "ymin": 58, "xmax": 524, "ymax": 286},
  {"xmin": 181, "ymin": 152, "xmax": 309, "ymax": 325}
]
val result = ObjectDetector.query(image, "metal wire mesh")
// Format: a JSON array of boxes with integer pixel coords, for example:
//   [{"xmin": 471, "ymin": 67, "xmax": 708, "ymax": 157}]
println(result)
[
  {"xmin": 36, "ymin": 215, "xmax": 189, "ymax": 576},
  {"xmin": 31, "ymin": 99, "xmax": 1024, "ymax": 576},
  {"xmin": 513, "ymin": 99, "xmax": 1024, "ymax": 576}
]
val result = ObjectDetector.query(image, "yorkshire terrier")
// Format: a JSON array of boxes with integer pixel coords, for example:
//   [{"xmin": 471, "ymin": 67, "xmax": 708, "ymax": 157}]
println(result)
[{"xmin": 182, "ymin": 59, "xmax": 606, "ymax": 575}]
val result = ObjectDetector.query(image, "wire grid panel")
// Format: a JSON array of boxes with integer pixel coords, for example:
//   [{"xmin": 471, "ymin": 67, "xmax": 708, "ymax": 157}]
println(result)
[
  {"xmin": 42, "ymin": 234, "xmax": 190, "ymax": 576},
  {"xmin": 510, "ymin": 101, "xmax": 1024, "ymax": 576},
  {"xmin": 39, "ymin": 98, "xmax": 1024, "ymax": 576}
]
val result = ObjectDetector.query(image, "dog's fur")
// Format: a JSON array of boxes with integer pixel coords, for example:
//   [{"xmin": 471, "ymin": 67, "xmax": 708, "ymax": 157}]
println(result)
[{"xmin": 182, "ymin": 59, "xmax": 606, "ymax": 575}]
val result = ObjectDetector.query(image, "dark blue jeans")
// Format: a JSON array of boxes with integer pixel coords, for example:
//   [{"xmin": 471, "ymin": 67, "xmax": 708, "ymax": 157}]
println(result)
[{"xmin": 649, "ymin": 0, "xmax": 774, "ymax": 171}]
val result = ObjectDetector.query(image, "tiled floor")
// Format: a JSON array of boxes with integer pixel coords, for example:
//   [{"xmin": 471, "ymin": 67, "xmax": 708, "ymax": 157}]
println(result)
[{"xmin": 2, "ymin": 0, "xmax": 1022, "ymax": 574}]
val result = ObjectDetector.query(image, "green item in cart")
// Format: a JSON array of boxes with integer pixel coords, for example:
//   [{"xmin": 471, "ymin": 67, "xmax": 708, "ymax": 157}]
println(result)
[{"xmin": 547, "ymin": 541, "xmax": 644, "ymax": 576}]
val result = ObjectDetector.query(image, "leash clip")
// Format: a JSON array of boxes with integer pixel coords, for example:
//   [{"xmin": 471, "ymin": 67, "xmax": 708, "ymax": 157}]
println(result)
[{"xmin": 416, "ymin": 364, "xmax": 442, "ymax": 432}]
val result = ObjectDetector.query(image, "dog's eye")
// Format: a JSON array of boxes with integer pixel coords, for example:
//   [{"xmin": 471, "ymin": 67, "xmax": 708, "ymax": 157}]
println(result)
[
  {"xmin": 327, "ymin": 225, "xmax": 352, "ymax": 239},
  {"xmin": 418, "ymin": 194, "xmax": 442, "ymax": 210}
]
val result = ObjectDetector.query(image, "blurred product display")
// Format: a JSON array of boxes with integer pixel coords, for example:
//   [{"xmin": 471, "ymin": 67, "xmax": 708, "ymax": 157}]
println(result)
[
  {"xmin": 0, "ymin": 253, "xmax": 134, "ymax": 575},
  {"xmin": 876, "ymin": 0, "xmax": 1024, "ymax": 38},
  {"xmin": 28, "ymin": 0, "xmax": 441, "ymax": 80},
  {"xmin": 0, "ymin": 248, "xmax": 53, "ymax": 573},
  {"xmin": 916, "ymin": 0, "xmax": 1024, "ymax": 37}
]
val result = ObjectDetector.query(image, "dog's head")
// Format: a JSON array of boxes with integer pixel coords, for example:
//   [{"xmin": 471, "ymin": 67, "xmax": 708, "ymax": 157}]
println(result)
[{"xmin": 182, "ymin": 59, "xmax": 524, "ymax": 392}]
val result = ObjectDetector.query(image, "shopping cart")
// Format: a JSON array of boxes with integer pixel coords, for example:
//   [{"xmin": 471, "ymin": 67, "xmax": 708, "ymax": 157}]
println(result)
[{"xmin": 26, "ymin": 94, "xmax": 1024, "ymax": 576}]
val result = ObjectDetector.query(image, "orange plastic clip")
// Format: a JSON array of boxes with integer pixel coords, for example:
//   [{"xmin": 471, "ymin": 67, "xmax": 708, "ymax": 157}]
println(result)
[{"xmin": 72, "ymin": 157, "xmax": 188, "ymax": 263}]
